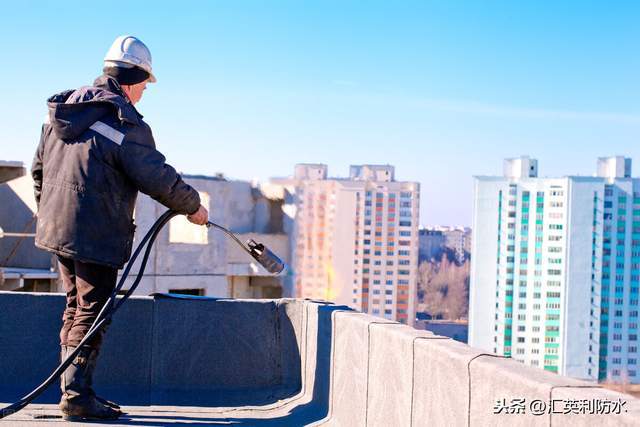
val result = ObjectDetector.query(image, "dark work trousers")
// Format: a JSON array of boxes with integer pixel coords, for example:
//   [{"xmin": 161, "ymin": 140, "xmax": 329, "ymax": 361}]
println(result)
[{"xmin": 57, "ymin": 255, "xmax": 118, "ymax": 349}]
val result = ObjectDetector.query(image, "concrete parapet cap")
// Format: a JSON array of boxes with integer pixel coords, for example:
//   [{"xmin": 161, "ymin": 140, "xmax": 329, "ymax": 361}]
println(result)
[
  {"xmin": 415, "ymin": 335, "xmax": 488, "ymax": 357},
  {"xmin": 468, "ymin": 354, "xmax": 612, "ymax": 426},
  {"xmin": 412, "ymin": 335, "xmax": 490, "ymax": 426},
  {"xmin": 471, "ymin": 355, "xmax": 588, "ymax": 388},
  {"xmin": 368, "ymin": 321, "xmax": 449, "ymax": 340},
  {"xmin": 331, "ymin": 310, "xmax": 395, "ymax": 324}
]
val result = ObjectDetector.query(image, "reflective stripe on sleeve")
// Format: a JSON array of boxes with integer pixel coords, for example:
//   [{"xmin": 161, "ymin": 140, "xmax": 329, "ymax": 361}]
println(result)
[{"xmin": 89, "ymin": 121, "xmax": 125, "ymax": 146}]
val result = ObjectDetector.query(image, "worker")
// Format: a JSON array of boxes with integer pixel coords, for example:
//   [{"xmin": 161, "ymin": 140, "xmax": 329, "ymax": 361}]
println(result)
[{"xmin": 30, "ymin": 35, "xmax": 209, "ymax": 421}]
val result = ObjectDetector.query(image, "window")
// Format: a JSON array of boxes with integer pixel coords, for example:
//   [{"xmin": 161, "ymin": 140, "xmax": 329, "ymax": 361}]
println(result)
[{"xmin": 169, "ymin": 191, "xmax": 210, "ymax": 244}]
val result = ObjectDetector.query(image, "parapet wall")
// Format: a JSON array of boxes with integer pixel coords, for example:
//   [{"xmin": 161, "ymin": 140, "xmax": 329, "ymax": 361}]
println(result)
[
  {"xmin": 0, "ymin": 293, "xmax": 638, "ymax": 426},
  {"xmin": 0, "ymin": 292, "xmax": 303, "ymax": 407},
  {"xmin": 320, "ymin": 309, "xmax": 640, "ymax": 426}
]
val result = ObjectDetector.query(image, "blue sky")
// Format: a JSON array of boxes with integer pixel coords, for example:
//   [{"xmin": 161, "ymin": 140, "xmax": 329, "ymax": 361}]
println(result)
[{"xmin": 1, "ymin": 1, "xmax": 638, "ymax": 225}]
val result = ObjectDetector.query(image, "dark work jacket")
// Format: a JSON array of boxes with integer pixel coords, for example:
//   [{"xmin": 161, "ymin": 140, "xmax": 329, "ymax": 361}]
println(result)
[{"xmin": 31, "ymin": 75, "xmax": 200, "ymax": 268}]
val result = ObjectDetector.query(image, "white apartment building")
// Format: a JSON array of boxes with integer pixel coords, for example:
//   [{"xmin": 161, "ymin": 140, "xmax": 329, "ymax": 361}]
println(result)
[
  {"xmin": 270, "ymin": 164, "xmax": 420, "ymax": 325},
  {"xmin": 470, "ymin": 156, "xmax": 639, "ymax": 384}
]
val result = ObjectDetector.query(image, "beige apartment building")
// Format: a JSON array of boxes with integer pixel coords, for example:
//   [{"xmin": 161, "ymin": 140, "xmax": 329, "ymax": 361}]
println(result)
[{"xmin": 270, "ymin": 164, "xmax": 419, "ymax": 325}]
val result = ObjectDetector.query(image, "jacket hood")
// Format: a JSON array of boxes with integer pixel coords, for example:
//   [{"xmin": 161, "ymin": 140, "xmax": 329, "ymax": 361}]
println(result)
[{"xmin": 46, "ymin": 75, "xmax": 141, "ymax": 140}]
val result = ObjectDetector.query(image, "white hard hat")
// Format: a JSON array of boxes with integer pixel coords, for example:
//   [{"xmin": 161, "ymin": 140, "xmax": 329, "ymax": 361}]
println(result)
[{"xmin": 104, "ymin": 35, "xmax": 156, "ymax": 83}]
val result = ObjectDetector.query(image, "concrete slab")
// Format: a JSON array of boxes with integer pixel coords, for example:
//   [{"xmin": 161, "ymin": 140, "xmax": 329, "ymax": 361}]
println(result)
[
  {"xmin": 469, "ymin": 355, "xmax": 589, "ymax": 427},
  {"xmin": 412, "ymin": 338, "xmax": 488, "ymax": 427},
  {"xmin": 366, "ymin": 323, "xmax": 445, "ymax": 427},
  {"xmin": 328, "ymin": 311, "xmax": 395, "ymax": 427}
]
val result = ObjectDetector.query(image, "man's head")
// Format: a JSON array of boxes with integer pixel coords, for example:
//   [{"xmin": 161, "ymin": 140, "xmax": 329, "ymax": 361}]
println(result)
[{"xmin": 103, "ymin": 35, "xmax": 156, "ymax": 104}]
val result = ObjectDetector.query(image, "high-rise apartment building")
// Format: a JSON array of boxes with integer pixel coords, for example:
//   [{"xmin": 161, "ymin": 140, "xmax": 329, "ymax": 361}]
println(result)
[
  {"xmin": 271, "ymin": 164, "xmax": 420, "ymax": 325},
  {"xmin": 470, "ymin": 156, "xmax": 639, "ymax": 384}
]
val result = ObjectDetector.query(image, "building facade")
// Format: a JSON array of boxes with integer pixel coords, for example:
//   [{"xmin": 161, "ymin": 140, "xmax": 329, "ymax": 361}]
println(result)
[
  {"xmin": 419, "ymin": 226, "xmax": 471, "ymax": 262},
  {"xmin": 271, "ymin": 164, "xmax": 420, "ymax": 325},
  {"xmin": 0, "ymin": 168, "xmax": 291, "ymax": 299},
  {"xmin": 442, "ymin": 227, "xmax": 472, "ymax": 262},
  {"xmin": 418, "ymin": 228, "xmax": 445, "ymax": 261},
  {"xmin": 118, "ymin": 175, "xmax": 291, "ymax": 299},
  {"xmin": 470, "ymin": 156, "xmax": 639, "ymax": 384},
  {"xmin": 0, "ymin": 161, "xmax": 58, "ymax": 292}
]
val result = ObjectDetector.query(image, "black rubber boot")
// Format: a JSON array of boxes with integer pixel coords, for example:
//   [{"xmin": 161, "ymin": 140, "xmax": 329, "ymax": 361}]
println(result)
[
  {"xmin": 59, "ymin": 345, "xmax": 122, "ymax": 421},
  {"xmin": 74, "ymin": 345, "xmax": 121, "ymax": 410}
]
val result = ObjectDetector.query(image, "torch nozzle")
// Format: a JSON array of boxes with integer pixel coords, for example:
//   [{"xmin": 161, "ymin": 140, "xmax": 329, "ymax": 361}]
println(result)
[
  {"xmin": 205, "ymin": 221, "xmax": 285, "ymax": 275},
  {"xmin": 246, "ymin": 239, "xmax": 285, "ymax": 274}
]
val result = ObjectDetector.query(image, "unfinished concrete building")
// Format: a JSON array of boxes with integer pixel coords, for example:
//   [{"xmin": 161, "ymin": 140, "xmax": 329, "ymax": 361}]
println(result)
[
  {"xmin": 0, "ymin": 161, "xmax": 58, "ymax": 292},
  {"xmin": 0, "ymin": 164, "xmax": 290, "ymax": 298},
  {"xmin": 119, "ymin": 174, "xmax": 291, "ymax": 298}
]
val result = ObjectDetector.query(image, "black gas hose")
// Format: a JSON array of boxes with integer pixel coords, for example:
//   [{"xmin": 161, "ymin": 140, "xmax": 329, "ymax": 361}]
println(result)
[{"xmin": 0, "ymin": 209, "xmax": 284, "ymax": 419}]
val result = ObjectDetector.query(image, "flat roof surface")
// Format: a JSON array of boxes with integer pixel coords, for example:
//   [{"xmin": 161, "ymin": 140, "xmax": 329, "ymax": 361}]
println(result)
[{"xmin": 1, "ymin": 401, "xmax": 323, "ymax": 426}]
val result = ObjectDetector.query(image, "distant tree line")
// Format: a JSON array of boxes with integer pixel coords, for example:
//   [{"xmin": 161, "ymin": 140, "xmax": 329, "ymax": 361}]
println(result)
[{"xmin": 417, "ymin": 248, "xmax": 470, "ymax": 320}]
